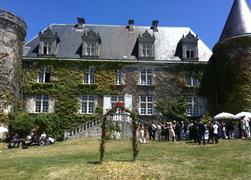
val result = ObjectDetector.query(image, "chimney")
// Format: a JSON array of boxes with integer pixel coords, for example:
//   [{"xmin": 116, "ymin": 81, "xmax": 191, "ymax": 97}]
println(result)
[
  {"xmin": 76, "ymin": 17, "xmax": 85, "ymax": 28},
  {"xmin": 151, "ymin": 20, "xmax": 159, "ymax": 32},
  {"xmin": 128, "ymin": 19, "xmax": 134, "ymax": 31}
]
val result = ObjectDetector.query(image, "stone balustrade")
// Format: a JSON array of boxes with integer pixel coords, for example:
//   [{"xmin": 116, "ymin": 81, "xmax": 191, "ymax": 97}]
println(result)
[{"xmin": 64, "ymin": 113, "xmax": 132, "ymax": 139}]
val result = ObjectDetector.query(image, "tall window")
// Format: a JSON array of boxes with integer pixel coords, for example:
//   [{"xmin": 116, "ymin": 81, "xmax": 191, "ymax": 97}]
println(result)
[
  {"xmin": 187, "ymin": 96, "xmax": 200, "ymax": 116},
  {"xmin": 185, "ymin": 46, "xmax": 197, "ymax": 59},
  {"xmin": 142, "ymin": 44, "xmax": 153, "ymax": 58},
  {"xmin": 115, "ymin": 69, "xmax": 124, "ymax": 85},
  {"xmin": 85, "ymin": 42, "xmax": 97, "ymax": 56},
  {"xmin": 111, "ymin": 95, "xmax": 124, "ymax": 113},
  {"xmin": 43, "ymin": 42, "xmax": 52, "ymax": 55},
  {"xmin": 35, "ymin": 95, "xmax": 49, "ymax": 113},
  {"xmin": 81, "ymin": 95, "xmax": 95, "ymax": 114},
  {"xmin": 140, "ymin": 68, "xmax": 152, "ymax": 86},
  {"xmin": 186, "ymin": 76, "xmax": 199, "ymax": 87},
  {"xmin": 139, "ymin": 96, "xmax": 154, "ymax": 115},
  {"xmin": 39, "ymin": 66, "xmax": 50, "ymax": 83},
  {"xmin": 84, "ymin": 67, "xmax": 96, "ymax": 84}
]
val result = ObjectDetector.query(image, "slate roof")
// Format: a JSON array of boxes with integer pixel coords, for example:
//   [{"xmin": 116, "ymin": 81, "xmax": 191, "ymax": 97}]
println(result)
[
  {"xmin": 24, "ymin": 23, "xmax": 212, "ymax": 62},
  {"xmin": 219, "ymin": 0, "xmax": 251, "ymax": 42}
]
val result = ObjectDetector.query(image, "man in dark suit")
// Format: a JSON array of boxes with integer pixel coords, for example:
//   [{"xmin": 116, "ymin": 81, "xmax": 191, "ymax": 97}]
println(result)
[{"xmin": 198, "ymin": 121, "xmax": 206, "ymax": 145}]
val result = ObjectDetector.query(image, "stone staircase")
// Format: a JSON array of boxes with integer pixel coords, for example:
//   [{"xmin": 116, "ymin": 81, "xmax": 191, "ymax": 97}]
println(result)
[
  {"xmin": 64, "ymin": 113, "xmax": 132, "ymax": 140},
  {"xmin": 64, "ymin": 119, "xmax": 102, "ymax": 139}
]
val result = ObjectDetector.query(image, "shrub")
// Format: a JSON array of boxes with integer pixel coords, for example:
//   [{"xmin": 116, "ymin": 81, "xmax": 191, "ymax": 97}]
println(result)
[{"xmin": 9, "ymin": 112, "xmax": 33, "ymax": 138}]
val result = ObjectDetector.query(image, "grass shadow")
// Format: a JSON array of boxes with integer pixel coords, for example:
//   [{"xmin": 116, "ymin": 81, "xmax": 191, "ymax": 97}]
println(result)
[
  {"xmin": 185, "ymin": 141, "xmax": 194, "ymax": 144},
  {"xmin": 87, "ymin": 161, "xmax": 102, "ymax": 165},
  {"xmin": 113, "ymin": 159, "xmax": 134, "ymax": 162}
]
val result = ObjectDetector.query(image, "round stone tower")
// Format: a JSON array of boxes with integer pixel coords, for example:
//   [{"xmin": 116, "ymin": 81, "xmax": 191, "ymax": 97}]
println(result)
[
  {"xmin": 0, "ymin": 9, "xmax": 26, "ymax": 119},
  {"xmin": 204, "ymin": 0, "xmax": 251, "ymax": 114}
]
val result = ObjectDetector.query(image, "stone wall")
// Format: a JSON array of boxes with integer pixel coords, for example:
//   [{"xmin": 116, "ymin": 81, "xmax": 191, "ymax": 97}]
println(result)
[
  {"xmin": 0, "ymin": 29, "xmax": 22, "ymax": 111},
  {"xmin": 123, "ymin": 63, "xmax": 207, "ymax": 121},
  {"xmin": 23, "ymin": 61, "xmax": 207, "ymax": 122},
  {"xmin": 203, "ymin": 36, "xmax": 251, "ymax": 114},
  {"xmin": 0, "ymin": 9, "xmax": 26, "ymax": 123}
]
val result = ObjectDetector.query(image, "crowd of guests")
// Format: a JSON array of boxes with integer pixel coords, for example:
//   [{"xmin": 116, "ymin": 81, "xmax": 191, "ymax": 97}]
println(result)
[{"xmin": 137, "ymin": 116, "xmax": 251, "ymax": 145}]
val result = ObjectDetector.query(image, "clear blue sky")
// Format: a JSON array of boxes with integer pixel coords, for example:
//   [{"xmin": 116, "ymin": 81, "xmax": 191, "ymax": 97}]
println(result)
[{"xmin": 0, "ymin": 0, "xmax": 244, "ymax": 49}]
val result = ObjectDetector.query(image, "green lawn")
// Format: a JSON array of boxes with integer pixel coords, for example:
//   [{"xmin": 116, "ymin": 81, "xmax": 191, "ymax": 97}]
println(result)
[{"xmin": 0, "ymin": 139, "xmax": 251, "ymax": 180}]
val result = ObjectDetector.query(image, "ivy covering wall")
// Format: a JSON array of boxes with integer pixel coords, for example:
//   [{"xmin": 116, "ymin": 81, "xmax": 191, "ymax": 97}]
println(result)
[
  {"xmin": 13, "ymin": 60, "xmax": 128, "ymax": 139},
  {"xmin": 155, "ymin": 63, "xmax": 207, "ymax": 122},
  {"xmin": 7, "ymin": 58, "xmax": 208, "ymax": 139},
  {"xmin": 201, "ymin": 37, "xmax": 251, "ymax": 114}
]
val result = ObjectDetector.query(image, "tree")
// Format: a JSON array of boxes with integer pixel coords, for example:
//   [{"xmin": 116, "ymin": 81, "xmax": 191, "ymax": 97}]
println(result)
[{"xmin": 155, "ymin": 97, "xmax": 188, "ymax": 122}]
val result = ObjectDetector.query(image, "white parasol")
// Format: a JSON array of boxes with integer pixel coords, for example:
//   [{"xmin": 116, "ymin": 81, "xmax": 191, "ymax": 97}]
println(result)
[
  {"xmin": 235, "ymin": 112, "xmax": 251, "ymax": 119},
  {"xmin": 214, "ymin": 112, "xmax": 235, "ymax": 120}
]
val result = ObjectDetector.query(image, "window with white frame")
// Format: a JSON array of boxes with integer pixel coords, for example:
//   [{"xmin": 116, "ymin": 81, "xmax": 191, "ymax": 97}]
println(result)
[
  {"xmin": 43, "ymin": 42, "xmax": 53, "ymax": 55},
  {"xmin": 38, "ymin": 66, "xmax": 51, "ymax": 83},
  {"xmin": 142, "ymin": 44, "xmax": 153, "ymax": 58},
  {"xmin": 35, "ymin": 95, "xmax": 49, "ymax": 113},
  {"xmin": 111, "ymin": 95, "xmax": 124, "ymax": 113},
  {"xmin": 84, "ymin": 67, "xmax": 96, "ymax": 84},
  {"xmin": 85, "ymin": 42, "xmax": 97, "ymax": 56},
  {"xmin": 115, "ymin": 69, "xmax": 124, "ymax": 85},
  {"xmin": 187, "ymin": 96, "xmax": 200, "ymax": 116},
  {"xmin": 186, "ymin": 75, "xmax": 199, "ymax": 87},
  {"xmin": 81, "ymin": 95, "xmax": 95, "ymax": 114},
  {"xmin": 139, "ymin": 96, "xmax": 154, "ymax": 115},
  {"xmin": 140, "ymin": 68, "xmax": 153, "ymax": 86}
]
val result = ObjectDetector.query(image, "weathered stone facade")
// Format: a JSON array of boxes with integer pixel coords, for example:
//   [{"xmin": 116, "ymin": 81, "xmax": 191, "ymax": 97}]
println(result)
[
  {"xmin": 0, "ymin": 9, "xmax": 26, "ymax": 114},
  {"xmin": 204, "ymin": 36, "xmax": 251, "ymax": 114},
  {"xmin": 21, "ymin": 60, "xmax": 207, "ymax": 122},
  {"xmin": 0, "ymin": 9, "xmax": 26, "ymax": 139}
]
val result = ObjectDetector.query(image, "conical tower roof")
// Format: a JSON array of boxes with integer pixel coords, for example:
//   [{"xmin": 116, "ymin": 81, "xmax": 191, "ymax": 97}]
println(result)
[{"xmin": 219, "ymin": 0, "xmax": 251, "ymax": 42}]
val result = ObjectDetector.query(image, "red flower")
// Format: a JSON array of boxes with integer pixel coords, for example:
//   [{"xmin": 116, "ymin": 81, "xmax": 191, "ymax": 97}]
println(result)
[{"xmin": 116, "ymin": 101, "xmax": 124, "ymax": 108}]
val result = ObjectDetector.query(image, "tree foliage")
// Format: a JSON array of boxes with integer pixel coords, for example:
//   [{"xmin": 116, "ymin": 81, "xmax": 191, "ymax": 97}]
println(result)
[{"xmin": 155, "ymin": 97, "xmax": 188, "ymax": 122}]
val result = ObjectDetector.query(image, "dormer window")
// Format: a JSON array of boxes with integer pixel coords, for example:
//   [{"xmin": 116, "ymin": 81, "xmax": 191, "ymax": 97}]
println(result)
[
  {"xmin": 138, "ymin": 30, "xmax": 155, "ymax": 60},
  {"xmin": 181, "ymin": 31, "xmax": 199, "ymax": 61},
  {"xmin": 82, "ymin": 29, "xmax": 101, "ymax": 58},
  {"xmin": 38, "ymin": 27, "xmax": 58, "ymax": 56}
]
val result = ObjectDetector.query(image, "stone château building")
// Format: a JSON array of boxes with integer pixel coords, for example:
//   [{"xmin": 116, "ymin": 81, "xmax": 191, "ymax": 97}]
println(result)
[
  {"xmin": 1, "ymin": 0, "xmax": 251, "ymax": 138},
  {"xmin": 23, "ymin": 19, "xmax": 212, "ymax": 121}
]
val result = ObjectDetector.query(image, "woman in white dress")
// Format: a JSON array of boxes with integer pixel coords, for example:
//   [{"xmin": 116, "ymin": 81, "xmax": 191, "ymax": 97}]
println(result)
[
  {"xmin": 168, "ymin": 122, "xmax": 176, "ymax": 142},
  {"xmin": 139, "ymin": 124, "xmax": 146, "ymax": 144}
]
